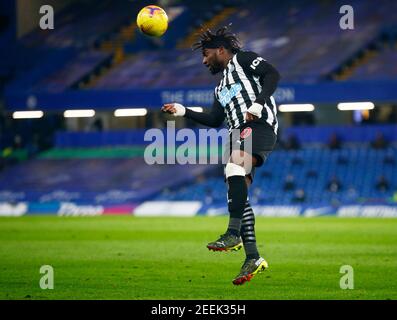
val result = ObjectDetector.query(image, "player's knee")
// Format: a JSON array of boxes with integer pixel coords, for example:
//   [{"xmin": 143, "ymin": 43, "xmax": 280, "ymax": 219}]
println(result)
[
  {"xmin": 230, "ymin": 150, "xmax": 246, "ymax": 166},
  {"xmin": 229, "ymin": 151, "xmax": 253, "ymax": 175},
  {"xmin": 225, "ymin": 162, "xmax": 246, "ymax": 179}
]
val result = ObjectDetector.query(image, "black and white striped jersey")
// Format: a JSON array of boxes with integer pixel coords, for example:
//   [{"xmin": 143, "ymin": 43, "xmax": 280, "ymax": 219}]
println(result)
[
  {"xmin": 214, "ymin": 51, "xmax": 279, "ymax": 133},
  {"xmin": 184, "ymin": 50, "xmax": 280, "ymax": 134}
]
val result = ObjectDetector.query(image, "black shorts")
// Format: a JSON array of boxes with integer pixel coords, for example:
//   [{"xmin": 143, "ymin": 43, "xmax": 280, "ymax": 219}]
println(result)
[{"xmin": 224, "ymin": 120, "xmax": 277, "ymax": 181}]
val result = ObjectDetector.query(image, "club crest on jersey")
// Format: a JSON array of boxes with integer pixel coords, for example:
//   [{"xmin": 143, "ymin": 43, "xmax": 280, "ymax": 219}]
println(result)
[
  {"xmin": 218, "ymin": 83, "xmax": 242, "ymax": 107},
  {"xmin": 240, "ymin": 127, "xmax": 252, "ymax": 139}
]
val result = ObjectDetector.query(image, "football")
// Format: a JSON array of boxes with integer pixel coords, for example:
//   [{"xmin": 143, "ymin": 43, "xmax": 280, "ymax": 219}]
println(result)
[{"xmin": 136, "ymin": 5, "xmax": 168, "ymax": 37}]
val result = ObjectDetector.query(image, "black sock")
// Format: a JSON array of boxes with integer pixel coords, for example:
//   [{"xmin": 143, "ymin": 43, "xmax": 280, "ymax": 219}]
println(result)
[
  {"xmin": 226, "ymin": 175, "xmax": 248, "ymax": 236},
  {"xmin": 240, "ymin": 201, "xmax": 260, "ymax": 260},
  {"xmin": 227, "ymin": 227, "xmax": 240, "ymax": 237}
]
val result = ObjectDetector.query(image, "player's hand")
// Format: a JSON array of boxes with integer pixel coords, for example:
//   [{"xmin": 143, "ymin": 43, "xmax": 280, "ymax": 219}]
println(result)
[
  {"xmin": 161, "ymin": 103, "xmax": 176, "ymax": 114},
  {"xmin": 246, "ymin": 103, "xmax": 263, "ymax": 122},
  {"xmin": 245, "ymin": 112, "xmax": 258, "ymax": 122},
  {"xmin": 161, "ymin": 103, "xmax": 186, "ymax": 117}
]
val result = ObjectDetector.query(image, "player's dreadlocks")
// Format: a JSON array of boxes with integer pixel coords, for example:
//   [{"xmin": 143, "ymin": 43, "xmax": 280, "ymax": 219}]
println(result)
[{"xmin": 192, "ymin": 25, "xmax": 241, "ymax": 54}]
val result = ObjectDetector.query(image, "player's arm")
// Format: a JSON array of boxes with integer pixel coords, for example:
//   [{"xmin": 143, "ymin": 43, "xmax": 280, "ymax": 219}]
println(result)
[
  {"xmin": 237, "ymin": 51, "xmax": 281, "ymax": 120},
  {"xmin": 161, "ymin": 98, "xmax": 225, "ymax": 128}
]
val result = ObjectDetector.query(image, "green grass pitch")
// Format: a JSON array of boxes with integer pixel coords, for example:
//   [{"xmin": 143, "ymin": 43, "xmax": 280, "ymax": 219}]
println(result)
[{"xmin": 0, "ymin": 216, "xmax": 396, "ymax": 300}]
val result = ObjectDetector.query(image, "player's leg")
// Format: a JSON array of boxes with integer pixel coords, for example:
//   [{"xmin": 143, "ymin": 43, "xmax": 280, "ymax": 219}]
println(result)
[
  {"xmin": 226, "ymin": 150, "xmax": 254, "ymax": 235},
  {"xmin": 232, "ymin": 122, "xmax": 276, "ymax": 285},
  {"xmin": 233, "ymin": 185, "xmax": 268, "ymax": 285},
  {"xmin": 207, "ymin": 150, "xmax": 255, "ymax": 252},
  {"xmin": 241, "ymin": 196, "xmax": 260, "ymax": 260}
]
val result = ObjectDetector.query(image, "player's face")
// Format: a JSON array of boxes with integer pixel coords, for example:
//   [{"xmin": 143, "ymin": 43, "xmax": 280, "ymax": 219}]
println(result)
[{"xmin": 202, "ymin": 48, "xmax": 224, "ymax": 75}]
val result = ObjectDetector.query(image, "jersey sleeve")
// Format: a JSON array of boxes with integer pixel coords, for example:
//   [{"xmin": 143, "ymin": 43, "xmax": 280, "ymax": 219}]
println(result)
[
  {"xmin": 237, "ymin": 51, "xmax": 281, "ymax": 105},
  {"xmin": 184, "ymin": 97, "xmax": 225, "ymax": 128}
]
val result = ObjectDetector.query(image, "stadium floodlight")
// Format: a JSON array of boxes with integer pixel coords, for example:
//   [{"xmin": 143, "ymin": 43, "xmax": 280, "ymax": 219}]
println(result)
[
  {"xmin": 337, "ymin": 102, "xmax": 375, "ymax": 111},
  {"xmin": 114, "ymin": 108, "xmax": 148, "ymax": 117},
  {"xmin": 64, "ymin": 109, "xmax": 95, "ymax": 118},
  {"xmin": 278, "ymin": 104, "xmax": 315, "ymax": 112},
  {"xmin": 12, "ymin": 110, "xmax": 44, "ymax": 119},
  {"xmin": 188, "ymin": 107, "xmax": 203, "ymax": 112}
]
